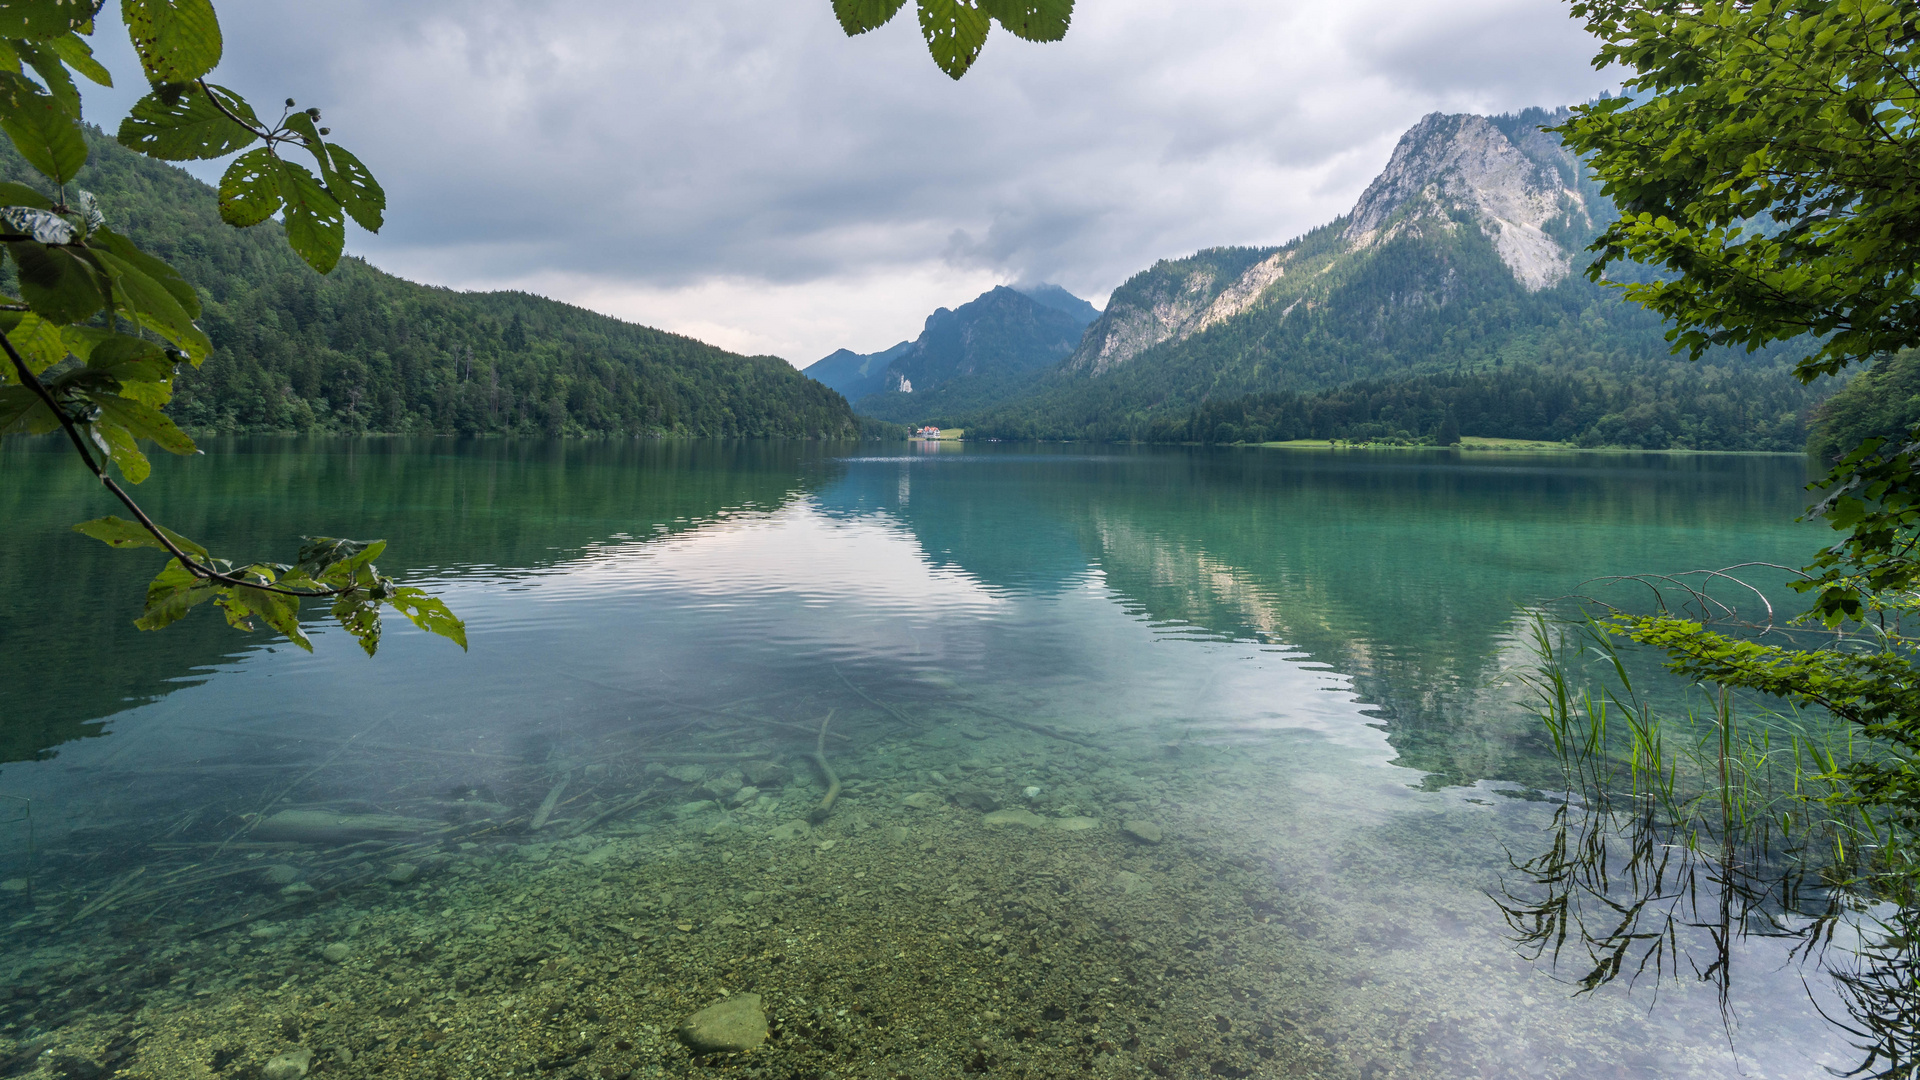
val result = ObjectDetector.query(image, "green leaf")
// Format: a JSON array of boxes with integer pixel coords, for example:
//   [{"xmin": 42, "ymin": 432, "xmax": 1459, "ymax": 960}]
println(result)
[
  {"xmin": 17, "ymin": 39, "xmax": 79, "ymax": 117},
  {"xmin": 279, "ymin": 117, "xmax": 384, "ymax": 236},
  {"xmin": 136, "ymin": 558, "xmax": 222, "ymax": 630},
  {"xmin": 320, "ymin": 144, "xmax": 383, "ymax": 232},
  {"xmin": 916, "ymin": 0, "xmax": 992, "ymax": 79},
  {"xmin": 7, "ymin": 239, "xmax": 108, "ymax": 323},
  {"xmin": 388, "ymin": 587, "xmax": 467, "ymax": 650},
  {"xmin": 117, "ymin": 83, "xmax": 255, "ymax": 160},
  {"xmin": 87, "ymin": 413, "xmax": 150, "ymax": 482},
  {"xmin": 72, "ymin": 514, "xmax": 209, "ymax": 558},
  {"xmin": 91, "ymin": 227, "xmax": 201, "ymax": 317},
  {"xmin": 216, "ymin": 146, "xmax": 281, "ymax": 227},
  {"xmin": 0, "ymin": 69, "xmax": 86, "ymax": 182},
  {"xmin": 0, "ymin": 0, "xmax": 105, "ymax": 41},
  {"xmin": 0, "ymin": 383, "xmax": 57, "ymax": 433},
  {"xmin": 277, "ymin": 159, "xmax": 344, "ymax": 274},
  {"xmin": 219, "ymin": 582, "xmax": 311, "ymax": 650},
  {"xmin": 330, "ymin": 594, "xmax": 383, "ymax": 657},
  {"xmin": 832, "ymin": 0, "xmax": 908, "ymax": 34},
  {"xmin": 121, "ymin": 0, "xmax": 222, "ymax": 84},
  {"xmin": 3, "ymin": 310, "xmax": 67, "ymax": 372},
  {"xmin": 84, "ymin": 333, "xmax": 173, "ymax": 382},
  {"xmin": 48, "ymin": 31, "xmax": 110, "ymax": 86},
  {"xmin": 0, "ymin": 179, "xmax": 51, "ymax": 208},
  {"xmin": 980, "ymin": 0, "xmax": 1070, "ymax": 42},
  {"xmin": 94, "ymin": 391, "xmax": 195, "ymax": 455},
  {"xmin": 294, "ymin": 535, "xmax": 387, "ymax": 583},
  {"xmin": 90, "ymin": 246, "xmax": 211, "ymax": 360}
]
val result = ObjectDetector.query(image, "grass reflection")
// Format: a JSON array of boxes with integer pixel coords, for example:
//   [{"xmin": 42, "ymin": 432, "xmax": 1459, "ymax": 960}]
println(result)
[{"xmin": 1499, "ymin": 615, "xmax": 1920, "ymax": 1076}]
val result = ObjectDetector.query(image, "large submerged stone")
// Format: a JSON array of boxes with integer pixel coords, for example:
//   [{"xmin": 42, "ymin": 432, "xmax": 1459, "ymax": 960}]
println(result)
[{"xmin": 678, "ymin": 993, "xmax": 767, "ymax": 1053}]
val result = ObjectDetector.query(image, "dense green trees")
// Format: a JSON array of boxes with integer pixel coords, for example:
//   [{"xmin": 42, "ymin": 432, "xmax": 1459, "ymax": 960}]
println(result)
[
  {"xmin": 1807, "ymin": 350, "xmax": 1920, "ymax": 463},
  {"xmin": 0, "ymin": 130, "xmax": 860, "ymax": 440}
]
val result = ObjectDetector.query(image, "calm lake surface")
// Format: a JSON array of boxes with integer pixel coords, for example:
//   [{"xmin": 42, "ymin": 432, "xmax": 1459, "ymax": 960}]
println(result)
[{"xmin": 0, "ymin": 438, "xmax": 1881, "ymax": 1079}]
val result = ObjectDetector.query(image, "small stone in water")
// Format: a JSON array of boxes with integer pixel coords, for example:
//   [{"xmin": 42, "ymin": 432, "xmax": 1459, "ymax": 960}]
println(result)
[
  {"xmin": 320, "ymin": 943, "xmax": 352, "ymax": 963},
  {"xmin": 678, "ymin": 993, "xmax": 767, "ymax": 1053},
  {"xmin": 261, "ymin": 1047, "xmax": 314, "ymax": 1080},
  {"xmin": 901, "ymin": 792, "xmax": 940, "ymax": 809},
  {"xmin": 384, "ymin": 862, "xmax": 419, "ymax": 884},
  {"xmin": 1023, "ymin": 786, "xmax": 1043, "ymax": 799},
  {"xmin": 1123, "ymin": 820, "xmax": 1164, "ymax": 844}
]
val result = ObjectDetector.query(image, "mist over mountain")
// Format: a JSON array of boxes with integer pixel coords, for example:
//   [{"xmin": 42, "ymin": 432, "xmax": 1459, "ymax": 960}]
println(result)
[{"xmin": 866, "ymin": 108, "xmax": 1828, "ymax": 450}]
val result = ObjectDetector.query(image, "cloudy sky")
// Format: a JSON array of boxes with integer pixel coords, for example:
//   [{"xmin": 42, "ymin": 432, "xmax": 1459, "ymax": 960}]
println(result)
[{"xmin": 87, "ymin": 1, "xmax": 1615, "ymax": 365}]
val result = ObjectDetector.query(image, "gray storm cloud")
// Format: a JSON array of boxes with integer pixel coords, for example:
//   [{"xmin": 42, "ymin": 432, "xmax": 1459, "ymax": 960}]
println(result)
[{"xmin": 80, "ymin": 0, "xmax": 1615, "ymax": 361}]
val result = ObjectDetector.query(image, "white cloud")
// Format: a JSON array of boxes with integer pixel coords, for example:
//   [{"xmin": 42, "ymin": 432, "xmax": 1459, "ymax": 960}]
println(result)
[{"xmin": 84, "ymin": 0, "xmax": 1615, "ymax": 365}]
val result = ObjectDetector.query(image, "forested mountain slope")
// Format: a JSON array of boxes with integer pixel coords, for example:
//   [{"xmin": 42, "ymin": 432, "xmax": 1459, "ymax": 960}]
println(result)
[
  {"xmin": 804, "ymin": 283, "xmax": 1099, "ymax": 421},
  {"xmin": 0, "ymin": 131, "xmax": 860, "ymax": 438},
  {"xmin": 917, "ymin": 110, "xmax": 1829, "ymax": 449}
]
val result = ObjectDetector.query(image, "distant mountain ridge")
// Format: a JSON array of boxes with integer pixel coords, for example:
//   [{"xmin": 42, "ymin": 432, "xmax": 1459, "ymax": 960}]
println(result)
[
  {"xmin": 802, "ymin": 283, "xmax": 1098, "ymax": 421},
  {"xmin": 889, "ymin": 107, "xmax": 1823, "ymax": 450}
]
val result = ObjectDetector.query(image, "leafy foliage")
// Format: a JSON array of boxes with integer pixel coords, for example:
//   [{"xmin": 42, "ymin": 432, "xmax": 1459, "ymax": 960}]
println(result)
[
  {"xmin": 1560, "ymin": 0, "xmax": 1919, "ymax": 384},
  {"xmin": 831, "ymin": 0, "xmax": 1072, "ymax": 78},
  {"xmin": 1808, "ymin": 350, "xmax": 1920, "ymax": 462},
  {"xmin": 1560, "ymin": 0, "xmax": 1920, "ymax": 834},
  {"xmin": 0, "ymin": 0, "xmax": 466, "ymax": 654}
]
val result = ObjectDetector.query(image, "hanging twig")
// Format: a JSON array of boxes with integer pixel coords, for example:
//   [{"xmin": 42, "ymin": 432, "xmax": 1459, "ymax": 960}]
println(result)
[{"xmin": 2, "ymin": 333, "xmax": 355, "ymax": 599}]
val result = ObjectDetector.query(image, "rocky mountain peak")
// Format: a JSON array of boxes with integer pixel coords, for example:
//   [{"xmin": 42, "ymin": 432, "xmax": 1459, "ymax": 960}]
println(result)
[
  {"xmin": 1065, "ymin": 107, "xmax": 1589, "ymax": 378},
  {"xmin": 1343, "ymin": 108, "xmax": 1585, "ymax": 291}
]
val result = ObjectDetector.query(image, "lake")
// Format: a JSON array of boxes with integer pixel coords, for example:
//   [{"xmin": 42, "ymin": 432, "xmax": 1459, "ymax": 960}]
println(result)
[{"xmin": 0, "ymin": 438, "xmax": 1883, "ymax": 1078}]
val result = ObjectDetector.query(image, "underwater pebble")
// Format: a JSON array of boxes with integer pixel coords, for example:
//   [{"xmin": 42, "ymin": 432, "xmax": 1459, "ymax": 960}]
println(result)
[
  {"xmin": 320, "ymin": 943, "xmax": 351, "ymax": 963},
  {"xmin": 768, "ymin": 820, "xmax": 811, "ymax": 841},
  {"xmin": 261, "ymin": 1047, "xmax": 313, "ymax": 1080},
  {"xmin": 1122, "ymin": 820, "xmax": 1164, "ymax": 844},
  {"xmin": 1053, "ymin": 816, "xmax": 1098, "ymax": 832},
  {"xmin": 901, "ymin": 792, "xmax": 940, "ymax": 810},
  {"xmin": 678, "ymin": 993, "xmax": 767, "ymax": 1053},
  {"xmin": 982, "ymin": 808, "xmax": 1046, "ymax": 828},
  {"xmin": 259, "ymin": 865, "xmax": 300, "ymax": 886},
  {"xmin": 383, "ymin": 862, "xmax": 418, "ymax": 884}
]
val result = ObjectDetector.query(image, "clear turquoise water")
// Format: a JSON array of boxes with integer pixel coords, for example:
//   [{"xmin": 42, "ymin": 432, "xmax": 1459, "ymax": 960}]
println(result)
[{"xmin": 0, "ymin": 438, "xmax": 1879, "ymax": 1078}]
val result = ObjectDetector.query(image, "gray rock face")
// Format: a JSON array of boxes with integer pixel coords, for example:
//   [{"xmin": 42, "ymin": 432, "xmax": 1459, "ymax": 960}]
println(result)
[
  {"xmin": 1343, "ymin": 110, "xmax": 1585, "ymax": 291},
  {"xmin": 261, "ymin": 1047, "xmax": 313, "ymax": 1080},
  {"xmin": 678, "ymin": 993, "xmax": 767, "ymax": 1053},
  {"xmin": 1065, "ymin": 108, "xmax": 1588, "ymax": 379}
]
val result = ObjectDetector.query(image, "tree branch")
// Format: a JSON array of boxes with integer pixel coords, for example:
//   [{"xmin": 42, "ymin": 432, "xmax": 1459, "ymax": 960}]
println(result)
[{"xmin": 1, "ymin": 331, "xmax": 349, "ymax": 600}]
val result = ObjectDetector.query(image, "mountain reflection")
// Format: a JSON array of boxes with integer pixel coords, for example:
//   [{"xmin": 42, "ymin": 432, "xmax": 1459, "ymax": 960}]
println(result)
[{"xmin": 818, "ymin": 445, "xmax": 1815, "ymax": 789}]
